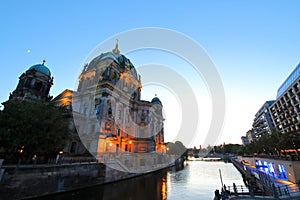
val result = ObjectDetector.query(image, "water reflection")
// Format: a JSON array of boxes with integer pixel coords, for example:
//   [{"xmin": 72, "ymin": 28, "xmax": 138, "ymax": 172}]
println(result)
[
  {"xmin": 38, "ymin": 161, "xmax": 244, "ymax": 200},
  {"xmin": 166, "ymin": 161, "xmax": 245, "ymax": 199}
]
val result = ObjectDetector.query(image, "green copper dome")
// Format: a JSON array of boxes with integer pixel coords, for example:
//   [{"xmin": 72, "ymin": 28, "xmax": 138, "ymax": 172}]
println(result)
[
  {"xmin": 28, "ymin": 63, "xmax": 51, "ymax": 76},
  {"xmin": 151, "ymin": 97, "xmax": 162, "ymax": 104}
]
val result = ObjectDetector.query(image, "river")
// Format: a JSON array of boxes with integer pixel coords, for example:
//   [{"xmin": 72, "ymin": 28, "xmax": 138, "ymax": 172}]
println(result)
[{"xmin": 39, "ymin": 161, "xmax": 245, "ymax": 200}]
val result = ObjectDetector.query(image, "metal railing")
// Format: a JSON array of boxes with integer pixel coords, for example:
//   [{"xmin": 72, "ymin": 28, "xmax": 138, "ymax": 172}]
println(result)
[
  {"xmin": 224, "ymin": 184, "xmax": 250, "ymax": 195},
  {"xmin": 1, "ymin": 156, "xmax": 98, "ymax": 168},
  {"xmin": 231, "ymin": 158, "xmax": 300, "ymax": 199},
  {"xmin": 269, "ymin": 182, "xmax": 300, "ymax": 199}
]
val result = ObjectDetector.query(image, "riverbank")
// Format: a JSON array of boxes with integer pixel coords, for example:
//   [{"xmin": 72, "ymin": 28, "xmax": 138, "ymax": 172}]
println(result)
[
  {"xmin": 0, "ymin": 157, "xmax": 185, "ymax": 200},
  {"xmin": 26, "ymin": 161, "xmax": 246, "ymax": 200}
]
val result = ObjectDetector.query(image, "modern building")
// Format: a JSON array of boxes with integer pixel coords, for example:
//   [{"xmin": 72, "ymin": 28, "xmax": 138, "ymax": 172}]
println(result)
[
  {"xmin": 252, "ymin": 100, "xmax": 275, "ymax": 139},
  {"xmin": 9, "ymin": 60, "xmax": 53, "ymax": 101},
  {"xmin": 241, "ymin": 136, "xmax": 249, "ymax": 146},
  {"xmin": 242, "ymin": 63, "xmax": 300, "ymax": 144},
  {"xmin": 72, "ymin": 42, "xmax": 165, "ymax": 159},
  {"xmin": 242, "ymin": 101, "xmax": 275, "ymax": 144},
  {"xmin": 270, "ymin": 63, "xmax": 300, "ymax": 133},
  {"xmin": 245, "ymin": 129, "xmax": 255, "ymax": 143}
]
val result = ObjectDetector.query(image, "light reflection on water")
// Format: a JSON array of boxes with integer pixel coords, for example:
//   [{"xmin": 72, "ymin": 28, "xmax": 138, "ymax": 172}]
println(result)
[
  {"xmin": 166, "ymin": 161, "xmax": 245, "ymax": 199},
  {"xmin": 39, "ymin": 161, "xmax": 244, "ymax": 200}
]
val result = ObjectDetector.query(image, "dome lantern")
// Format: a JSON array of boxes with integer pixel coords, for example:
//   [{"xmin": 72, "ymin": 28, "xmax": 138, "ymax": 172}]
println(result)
[{"xmin": 28, "ymin": 60, "xmax": 51, "ymax": 77}]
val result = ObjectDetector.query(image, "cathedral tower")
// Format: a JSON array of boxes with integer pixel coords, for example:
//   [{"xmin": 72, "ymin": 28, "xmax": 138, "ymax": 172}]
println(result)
[{"xmin": 9, "ymin": 61, "xmax": 53, "ymax": 101}]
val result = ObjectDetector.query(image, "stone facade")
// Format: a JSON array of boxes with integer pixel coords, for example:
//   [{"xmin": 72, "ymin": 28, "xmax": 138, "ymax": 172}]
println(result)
[
  {"xmin": 53, "ymin": 89, "xmax": 89, "ymax": 156},
  {"xmin": 9, "ymin": 61, "xmax": 53, "ymax": 101},
  {"xmin": 72, "ymin": 44, "xmax": 165, "ymax": 167},
  {"xmin": 0, "ymin": 163, "xmax": 106, "ymax": 199}
]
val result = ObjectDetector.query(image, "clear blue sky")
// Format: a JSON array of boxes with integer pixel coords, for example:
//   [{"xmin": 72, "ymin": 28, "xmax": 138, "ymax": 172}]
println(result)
[{"xmin": 1, "ymin": 1, "xmax": 300, "ymax": 147}]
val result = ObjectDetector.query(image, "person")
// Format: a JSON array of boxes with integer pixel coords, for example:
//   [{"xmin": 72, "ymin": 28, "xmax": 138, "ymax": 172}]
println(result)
[
  {"xmin": 55, "ymin": 154, "xmax": 60, "ymax": 164},
  {"xmin": 32, "ymin": 154, "xmax": 37, "ymax": 164},
  {"xmin": 213, "ymin": 189, "xmax": 221, "ymax": 200}
]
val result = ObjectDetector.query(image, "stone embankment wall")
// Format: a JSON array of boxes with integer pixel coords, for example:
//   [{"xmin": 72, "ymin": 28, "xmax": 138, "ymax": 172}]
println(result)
[
  {"xmin": 0, "ymin": 156, "xmax": 180, "ymax": 200},
  {"xmin": 0, "ymin": 161, "xmax": 170, "ymax": 200},
  {"xmin": 0, "ymin": 162, "xmax": 109, "ymax": 200}
]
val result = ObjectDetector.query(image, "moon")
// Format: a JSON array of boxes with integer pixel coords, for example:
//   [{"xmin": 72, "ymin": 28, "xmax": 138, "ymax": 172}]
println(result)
[{"xmin": 26, "ymin": 49, "xmax": 31, "ymax": 53}]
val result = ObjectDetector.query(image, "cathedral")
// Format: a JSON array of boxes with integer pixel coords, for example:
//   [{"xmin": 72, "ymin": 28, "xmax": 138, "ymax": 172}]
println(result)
[
  {"xmin": 73, "ymin": 42, "xmax": 165, "ymax": 159},
  {"xmin": 7, "ymin": 43, "xmax": 166, "ymax": 170}
]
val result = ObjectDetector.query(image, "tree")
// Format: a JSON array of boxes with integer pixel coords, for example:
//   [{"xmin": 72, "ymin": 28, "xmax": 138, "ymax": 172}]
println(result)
[
  {"xmin": 166, "ymin": 141, "xmax": 187, "ymax": 156},
  {"xmin": 0, "ymin": 99, "xmax": 69, "ymax": 159},
  {"xmin": 241, "ymin": 129, "xmax": 300, "ymax": 157}
]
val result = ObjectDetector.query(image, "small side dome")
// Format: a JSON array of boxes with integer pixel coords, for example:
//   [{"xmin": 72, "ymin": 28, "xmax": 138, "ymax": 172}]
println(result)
[
  {"xmin": 28, "ymin": 61, "xmax": 51, "ymax": 77},
  {"xmin": 151, "ymin": 97, "xmax": 162, "ymax": 105}
]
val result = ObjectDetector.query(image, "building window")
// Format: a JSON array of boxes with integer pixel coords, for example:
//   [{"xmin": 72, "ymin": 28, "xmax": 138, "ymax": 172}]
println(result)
[
  {"xmin": 126, "ymin": 113, "xmax": 130, "ymax": 123},
  {"xmin": 95, "ymin": 104, "xmax": 100, "ymax": 115},
  {"xmin": 105, "ymin": 122, "xmax": 111, "ymax": 130},
  {"xmin": 108, "ymin": 107, "xmax": 112, "ymax": 116},
  {"xmin": 141, "ymin": 113, "xmax": 145, "ymax": 121},
  {"xmin": 34, "ymin": 81, "xmax": 43, "ymax": 91},
  {"xmin": 118, "ymin": 110, "xmax": 122, "ymax": 120}
]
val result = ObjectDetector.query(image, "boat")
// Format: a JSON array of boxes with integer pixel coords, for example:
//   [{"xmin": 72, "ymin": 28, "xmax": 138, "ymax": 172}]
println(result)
[
  {"xmin": 202, "ymin": 157, "xmax": 222, "ymax": 161},
  {"xmin": 187, "ymin": 156, "xmax": 202, "ymax": 161}
]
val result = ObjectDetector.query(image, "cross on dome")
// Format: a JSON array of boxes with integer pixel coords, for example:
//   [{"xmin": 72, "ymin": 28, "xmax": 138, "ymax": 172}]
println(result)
[{"xmin": 112, "ymin": 39, "xmax": 120, "ymax": 54}]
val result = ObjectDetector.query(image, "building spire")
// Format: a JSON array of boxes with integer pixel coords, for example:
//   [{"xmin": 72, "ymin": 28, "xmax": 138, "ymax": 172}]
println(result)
[
  {"xmin": 112, "ymin": 39, "xmax": 120, "ymax": 54},
  {"xmin": 42, "ymin": 59, "xmax": 46, "ymax": 65}
]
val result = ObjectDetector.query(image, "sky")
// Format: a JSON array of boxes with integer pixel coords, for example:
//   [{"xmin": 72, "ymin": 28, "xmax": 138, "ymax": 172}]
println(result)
[{"xmin": 1, "ymin": 1, "xmax": 300, "ymax": 147}]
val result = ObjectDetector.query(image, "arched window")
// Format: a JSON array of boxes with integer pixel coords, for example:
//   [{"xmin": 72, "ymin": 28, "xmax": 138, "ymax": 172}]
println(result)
[
  {"xmin": 141, "ymin": 113, "xmax": 145, "ymax": 121},
  {"xmin": 108, "ymin": 107, "xmax": 112, "ymax": 115},
  {"xmin": 118, "ymin": 110, "xmax": 122, "ymax": 120}
]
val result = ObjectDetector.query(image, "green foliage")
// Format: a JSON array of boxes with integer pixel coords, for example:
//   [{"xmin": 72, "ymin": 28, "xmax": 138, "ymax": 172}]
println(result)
[
  {"xmin": 0, "ymin": 99, "xmax": 69, "ymax": 156},
  {"xmin": 166, "ymin": 141, "xmax": 187, "ymax": 156},
  {"xmin": 242, "ymin": 129, "xmax": 300, "ymax": 155},
  {"xmin": 213, "ymin": 144, "xmax": 243, "ymax": 155}
]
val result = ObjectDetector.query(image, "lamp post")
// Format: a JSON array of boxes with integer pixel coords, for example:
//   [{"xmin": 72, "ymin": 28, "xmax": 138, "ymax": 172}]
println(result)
[{"xmin": 17, "ymin": 146, "xmax": 25, "ymax": 165}]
